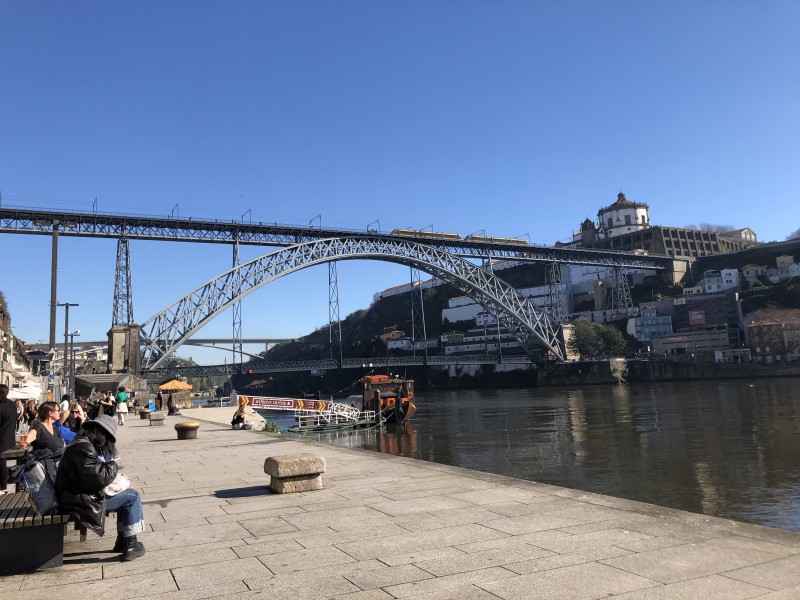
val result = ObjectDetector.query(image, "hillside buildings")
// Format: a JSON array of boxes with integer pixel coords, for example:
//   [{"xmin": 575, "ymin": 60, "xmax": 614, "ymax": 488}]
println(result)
[
  {"xmin": 572, "ymin": 192, "xmax": 758, "ymax": 258},
  {"xmin": 371, "ymin": 191, "xmax": 797, "ymax": 363}
]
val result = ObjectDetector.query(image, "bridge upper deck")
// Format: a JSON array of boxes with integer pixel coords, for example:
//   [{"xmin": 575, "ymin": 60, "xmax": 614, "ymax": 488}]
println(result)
[{"xmin": 1, "ymin": 206, "xmax": 674, "ymax": 269}]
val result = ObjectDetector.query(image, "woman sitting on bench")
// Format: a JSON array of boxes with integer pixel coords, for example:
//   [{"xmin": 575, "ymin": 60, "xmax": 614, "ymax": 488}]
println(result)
[
  {"xmin": 55, "ymin": 415, "xmax": 146, "ymax": 561},
  {"xmin": 231, "ymin": 400, "xmax": 252, "ymax": 430},
  {"xmin": 23, "ymin": 402, "xmax": 66, "ymax": 452}
]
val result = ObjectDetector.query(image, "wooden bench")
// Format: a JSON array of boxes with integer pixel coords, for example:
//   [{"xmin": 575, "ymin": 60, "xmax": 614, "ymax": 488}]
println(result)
[
  {"xmin": 149, "ymin": 412, "xmax": 166, "ymax": 426},
  {"xmin": 0, "ymin": 492, "xmax": 74, "ymax": 575},
  {"xmin": 264, "ymin": 454, "xmax": 326, "ymax": 494}
]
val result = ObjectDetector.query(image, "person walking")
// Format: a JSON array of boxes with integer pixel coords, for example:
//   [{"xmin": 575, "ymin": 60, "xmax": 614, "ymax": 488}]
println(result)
[
  {"xmin": 115, "ymin": 386, "xmax": 129, "ymax": 426},
  {"xmin": 99, "ymin": 391, "xmax": 115, "ymax": 418},
  {"xmin": 155, "ymin": 392, "xmax": 163, "ymax": 411},
  {"xmin": 24, "ymin": 399, "xmax": 36, "ymax": 426},
  {"xmin": 0, "ymin": 384, "xmax": 17, "ymax": 496},
  {"xmin": 15, "ymin": 398, "xmax": 24, "ymax": 432}
]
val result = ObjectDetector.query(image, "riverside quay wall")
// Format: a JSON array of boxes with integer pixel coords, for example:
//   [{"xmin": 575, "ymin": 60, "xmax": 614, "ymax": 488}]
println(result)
[{"xmin": 537, "ymin": 359, "xmax": 800, "ymax": 387}]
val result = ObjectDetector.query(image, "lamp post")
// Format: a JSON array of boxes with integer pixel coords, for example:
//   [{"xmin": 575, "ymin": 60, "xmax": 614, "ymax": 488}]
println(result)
[
  {"xmin": 57, "ymin": 302, "xmax": 78, "ymax": 390},
  {"xmin": 0, "ymin": 333, "xmax": 6, "ymax": 386},
  {"xmin": 69, "ymin": 329, "xmax": 80, "ymax": 397}
]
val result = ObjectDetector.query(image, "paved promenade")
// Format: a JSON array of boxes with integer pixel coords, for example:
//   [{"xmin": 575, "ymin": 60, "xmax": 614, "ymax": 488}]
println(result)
[{"xmin": 3, "ymin": 409, "xmax": 800, "ymax": 599}]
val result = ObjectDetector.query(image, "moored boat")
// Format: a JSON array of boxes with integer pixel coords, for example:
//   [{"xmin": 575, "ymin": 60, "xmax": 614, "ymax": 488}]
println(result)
[{"xmin": 358, "ymin": 374, "xmax": 415, "ymax": 423}]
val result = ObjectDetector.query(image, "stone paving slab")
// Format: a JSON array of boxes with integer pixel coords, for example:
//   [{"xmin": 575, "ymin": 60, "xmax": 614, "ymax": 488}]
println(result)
[{"xmin": 3, "ymin": 411, "xmax": 800, "ymax": 599}]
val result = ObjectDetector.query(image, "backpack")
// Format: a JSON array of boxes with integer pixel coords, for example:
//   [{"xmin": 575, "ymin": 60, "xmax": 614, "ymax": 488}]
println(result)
[{"xmin": 10, "ymin": 448, "xmax": 64, "ymax": 515}]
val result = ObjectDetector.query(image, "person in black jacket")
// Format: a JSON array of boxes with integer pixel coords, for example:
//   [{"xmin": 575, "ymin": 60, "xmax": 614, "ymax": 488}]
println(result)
[
  {"xmin": 0, "ymin": 384, "xmax": 17, "ymax": 495},
  {"xmin": 55, "ymin": 414, "xmax": 146, "ymax": 561}
]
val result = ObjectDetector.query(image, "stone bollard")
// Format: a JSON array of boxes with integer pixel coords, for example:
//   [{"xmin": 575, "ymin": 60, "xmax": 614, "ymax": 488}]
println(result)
[
  {"xmin": 149, "ymin": 412, "xmax": 166, "ymax": 426},
  {"xmin": 175, "ymin": 421, "xmax": 200, "ymax": 440},
  {"xmin": 264, "ymin": 454, "xmax": 326, "ymax": 494},
  {"xmin": 139, "ymin": 409, "xmax": 151, "ymax": 420}
]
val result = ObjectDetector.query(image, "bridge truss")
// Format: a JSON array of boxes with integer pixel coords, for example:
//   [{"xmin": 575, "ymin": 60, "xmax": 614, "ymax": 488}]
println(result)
[
  {"xmin": 0, "ymin": 207, "xmax": 673, "ymax": 269},
  {"xmin": 144, "ymin": 354, "xmax": 533, "ymax": 379},
  {"xmin": 139, "ymin": 237, "xmax": 566, "ymax": 371}
]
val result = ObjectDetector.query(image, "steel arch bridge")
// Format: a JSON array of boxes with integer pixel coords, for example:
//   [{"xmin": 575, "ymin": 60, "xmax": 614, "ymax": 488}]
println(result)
[{"xmin": 139, "ymin": 236, "xmax": 564, "ymax": 371}]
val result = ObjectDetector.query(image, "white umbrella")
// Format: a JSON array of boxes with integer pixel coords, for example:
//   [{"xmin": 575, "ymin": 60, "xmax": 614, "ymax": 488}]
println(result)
[{"xmin": 7, "ymin": 387, "xmax": 40, "ymax": 400}]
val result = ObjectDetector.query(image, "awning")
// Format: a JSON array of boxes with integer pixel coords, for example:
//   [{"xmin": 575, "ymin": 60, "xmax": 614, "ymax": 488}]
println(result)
[{"xmin": 158, "ymin": 379, "xmax": 193, "ymax": 391}]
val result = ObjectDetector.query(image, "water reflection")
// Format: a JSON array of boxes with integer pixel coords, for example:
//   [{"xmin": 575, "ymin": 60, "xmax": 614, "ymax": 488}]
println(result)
[{"xmin": 301, "ymin": 377, "xmax": 800, "ymax": 531}]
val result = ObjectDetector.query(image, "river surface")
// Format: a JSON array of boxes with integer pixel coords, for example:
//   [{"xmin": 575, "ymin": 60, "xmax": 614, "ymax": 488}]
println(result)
[{"xmin": 303, "ymin": 377, "xmax": 800, "ymax": 532}]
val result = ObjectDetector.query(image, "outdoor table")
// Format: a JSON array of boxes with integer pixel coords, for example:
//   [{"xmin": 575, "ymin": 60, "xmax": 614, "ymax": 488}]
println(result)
[{"xmin": 1, "ymin": 447, "xmax": 28, "ymax": 492}]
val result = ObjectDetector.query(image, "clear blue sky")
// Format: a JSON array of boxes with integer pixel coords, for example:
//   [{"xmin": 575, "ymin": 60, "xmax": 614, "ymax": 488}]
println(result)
[{"xmin": 1, "ymin": 2, "xmax": 798, "ymax": 364}]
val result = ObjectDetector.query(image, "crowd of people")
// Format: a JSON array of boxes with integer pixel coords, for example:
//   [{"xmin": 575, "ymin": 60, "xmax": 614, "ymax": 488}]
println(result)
[
  {"xmin": 1, "ymin": 383, "xmax": 260, "ymax": 562},
  {"xmin": 0, "ymin": 384, "xmax": 147, "ymax": 561}
]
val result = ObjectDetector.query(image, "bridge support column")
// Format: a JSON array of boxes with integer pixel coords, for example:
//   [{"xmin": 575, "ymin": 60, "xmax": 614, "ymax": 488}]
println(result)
[
  {"xmin": 107, "ymin": 323, "xmax": 141, "ymax": 375},
  {"xmin": 328, "ymin": 262, "xmax": 342, "ymax": 364},
  {"xmin": 611, "ymin": 267, "xmax": 633, "ymax": 318},
  {"xmin": 410, "ymin": 267, "xmax": 428, "ymax": 362},
  {"xmin": 112, "ymin": 237, "xmax": 134, "ymax": 326},
  {"xmin": 107, "ymin": 325, "xmax": 126, "ymax": 373}
]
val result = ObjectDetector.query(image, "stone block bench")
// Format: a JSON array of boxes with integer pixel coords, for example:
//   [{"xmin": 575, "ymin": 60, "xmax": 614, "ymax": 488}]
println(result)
[
  {"xmin": 149, "ymin": 412, "xmax": 166, "ymax": 426},
  {"xmin": 264, "ymin": 454, "xmax": 326, "ymax": 494},
  {"xmin": 175, "ymin": 421, "xmax": 200, "ymax": 440}
]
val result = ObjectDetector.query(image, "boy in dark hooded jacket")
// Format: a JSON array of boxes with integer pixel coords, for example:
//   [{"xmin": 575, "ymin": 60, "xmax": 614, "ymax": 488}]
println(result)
[{"xmin": 55, "ymin": 414, "xmax": 145, "ymax": 561}]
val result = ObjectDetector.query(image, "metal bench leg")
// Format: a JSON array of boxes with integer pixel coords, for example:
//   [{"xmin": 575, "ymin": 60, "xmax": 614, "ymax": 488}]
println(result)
[{"xmin": 73, "ymin": 521, "xmax": 88, "ymax": 541}]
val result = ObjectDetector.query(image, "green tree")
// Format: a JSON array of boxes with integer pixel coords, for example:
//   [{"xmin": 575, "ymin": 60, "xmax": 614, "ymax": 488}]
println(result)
[
  {"xmin": 598, "ymin": 323, "xmax": 626, "ymax": 355},
  {"xmin": 568, "ymin": 320, "xmax": 603, "ymax": 359},
  {"xmin": 568, "ymin": 320, "xmax": 626, "ymax": 359}
]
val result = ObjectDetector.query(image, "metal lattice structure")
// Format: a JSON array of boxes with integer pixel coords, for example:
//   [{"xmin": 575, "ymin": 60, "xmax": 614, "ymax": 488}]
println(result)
[
  {"xmin": 546, "ymin": 262, "xmax": 568, "ymax": 324},
  {"xmin": 144, "ymin": 353, "xmax": 535, "ymax": 379},
  {"xmin": 112, "ymin": 237, "xmax": 133, "ymax": 326},
  {"xmin": 328, "ymin": 261, "xmax": 343, "ymax": 362},
  {"xmin": 0, "ymin": 207, "xmax": 674, "ymax": 270},
  {"xmin": 410, "ymin": 267, "xmax": 428, "ymax": 359},
  {"xmin": 611, "ymin": 267, "xmax": 633, "ymax": 317},
  {"xmin": 139, "ymin": 236, "xmax": 565, "ymax": 371},
  {"xmin": 232, "ymin": 238, "xmax": 243, "ymax": 368}
]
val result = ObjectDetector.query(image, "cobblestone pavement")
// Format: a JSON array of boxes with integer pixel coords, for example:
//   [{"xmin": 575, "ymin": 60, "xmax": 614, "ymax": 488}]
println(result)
[{"xmin": 4, "ymin": 410, "xmax": 800, "ymax": 599}]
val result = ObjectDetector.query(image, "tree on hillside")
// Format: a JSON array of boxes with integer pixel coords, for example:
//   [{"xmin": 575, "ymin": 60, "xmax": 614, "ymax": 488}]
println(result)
[
  {"xmin": 567, "ymin": 320, "xmax": 626, "ymax": 359},
  {"xmin": 787, "ymin": 228, "xmax": 800, "ymax": 241},
  {"xmin": 684, "ymin": 223, "xmax": 735, "ymax": 233}
]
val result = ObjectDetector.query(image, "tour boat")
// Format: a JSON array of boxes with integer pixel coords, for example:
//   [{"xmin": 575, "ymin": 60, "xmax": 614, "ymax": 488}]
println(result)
[{"xmin": 357, "ymin": 374, "xmax": 416, "ymax": 423}]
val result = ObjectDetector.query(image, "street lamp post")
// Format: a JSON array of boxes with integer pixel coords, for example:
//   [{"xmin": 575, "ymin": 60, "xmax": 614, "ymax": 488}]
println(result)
[
  {"xmin": 57, "ymin": 302, "xmax": 78, "ymax": 391},
  {"xmin": 69, "ymin": 329, "xmax": 80, "ymax": 397},
  {"xmin": 0, "ymin": 333, "xmax": 6, "ymax": 386}
]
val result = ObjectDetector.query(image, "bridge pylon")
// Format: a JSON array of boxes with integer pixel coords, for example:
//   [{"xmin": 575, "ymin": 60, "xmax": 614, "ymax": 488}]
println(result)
[
  {"xmin": 112, "ymin": 237, "xmax": 134, "ymax": 326},
  {"xmin": 610, "ymin": 267, "xmax": 634, "ymax": 318}
]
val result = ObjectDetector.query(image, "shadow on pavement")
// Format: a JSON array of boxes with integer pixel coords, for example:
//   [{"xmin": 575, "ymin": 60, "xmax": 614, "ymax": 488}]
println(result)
[{"xmin": 214, "ymin": 486, "xmax": 271, "ymax": 498}]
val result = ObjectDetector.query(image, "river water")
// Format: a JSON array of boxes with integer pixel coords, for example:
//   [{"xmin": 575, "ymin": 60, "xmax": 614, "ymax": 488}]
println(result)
[{"xmin": 309, "ymin": 377, "xmax": 800, "ymax": 532}]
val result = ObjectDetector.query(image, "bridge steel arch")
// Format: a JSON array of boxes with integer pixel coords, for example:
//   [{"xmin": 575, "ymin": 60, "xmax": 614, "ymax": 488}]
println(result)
[{"xmin": 139, "ymin": 236, "xmax": 564, "ymax": 371}]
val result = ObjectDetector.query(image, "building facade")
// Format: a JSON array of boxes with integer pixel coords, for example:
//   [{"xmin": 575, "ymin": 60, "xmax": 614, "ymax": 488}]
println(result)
[{"xmin": 627, "ymin": 307, "xmax": 673, "ymax": 343}]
